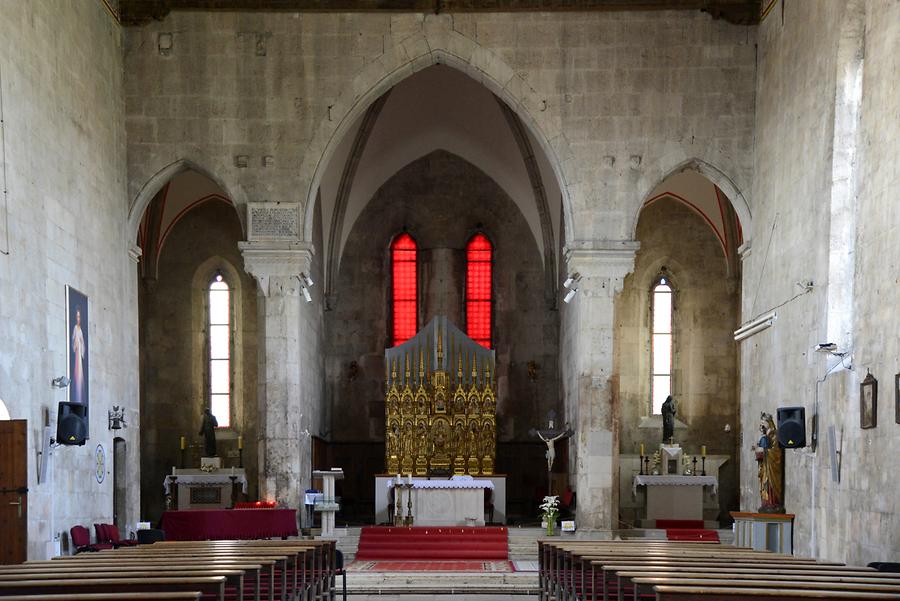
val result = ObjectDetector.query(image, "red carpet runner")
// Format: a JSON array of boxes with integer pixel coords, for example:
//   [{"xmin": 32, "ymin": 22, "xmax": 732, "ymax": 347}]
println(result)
[
  {"xmin": 356, "ymin": 526, "xmax": 508, "ymax": 560},
  {"xmin": 658, "ymin": 519, "xmax": 719, "ymax": 542}
]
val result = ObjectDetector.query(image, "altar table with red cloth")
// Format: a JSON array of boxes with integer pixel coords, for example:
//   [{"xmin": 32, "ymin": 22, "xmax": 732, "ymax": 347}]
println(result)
[{"xmin": 159, "ymin": 508, "xmax": 298, "ymax": 541}]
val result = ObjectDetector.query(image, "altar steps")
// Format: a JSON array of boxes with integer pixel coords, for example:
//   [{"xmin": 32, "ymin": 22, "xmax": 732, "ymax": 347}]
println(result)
[
  {"xmin": 345, "ymin": 570, "xmax": 538, "ymax": 595},
  {"xmin": 356, "ymin": 526, "xmax": 509, "ymax": 560}
]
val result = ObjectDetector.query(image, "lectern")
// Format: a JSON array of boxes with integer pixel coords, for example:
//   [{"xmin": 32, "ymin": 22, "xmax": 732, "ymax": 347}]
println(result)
[{"xmin": 312, "ymin": 469, "xmax": 344, "ymax": 537}]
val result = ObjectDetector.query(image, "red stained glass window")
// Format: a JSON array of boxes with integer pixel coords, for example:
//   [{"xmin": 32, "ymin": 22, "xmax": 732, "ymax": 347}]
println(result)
[
  {"xmin": 466, "ymin": 233, "xmax": 493, "ymax": 348},
  {"xmin": 391, "ymin": 233, "xmax": 418, "ymax": 347}
]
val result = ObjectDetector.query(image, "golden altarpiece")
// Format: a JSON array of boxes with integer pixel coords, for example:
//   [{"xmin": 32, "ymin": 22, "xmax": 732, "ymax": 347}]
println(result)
[{"xmin": 385, "ymin": 316, "xmax": 496, "ymax": 476}]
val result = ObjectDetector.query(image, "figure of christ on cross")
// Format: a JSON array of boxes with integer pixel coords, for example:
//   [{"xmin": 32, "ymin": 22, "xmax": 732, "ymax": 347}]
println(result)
[{"xmin": 529, "ymin": 410, "xmax": 574, "ymax": 497}]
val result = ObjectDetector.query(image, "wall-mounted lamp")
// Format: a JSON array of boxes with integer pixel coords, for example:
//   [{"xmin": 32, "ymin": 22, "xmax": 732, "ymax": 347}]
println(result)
[
  {"xmin": 296, "ymin": 275, "xmax": 314, "ymax": 303},
  {"xmin": 563, "ymin": 288, "xmax": 578, "ymax": 304},
  {"xmin": 814, "ymin": 343, "xmax": 849, "ymax": 357},
  {"xmin": 733, "ymin": 310, "xmax": 776, "ymax": 342},
  {"xmin": 51, "ymin": 376, "xmax": 70, "ymax": 389},
  {"xmin": 563, "ymin": 272, "xmax": 581, "ymax": 289}
]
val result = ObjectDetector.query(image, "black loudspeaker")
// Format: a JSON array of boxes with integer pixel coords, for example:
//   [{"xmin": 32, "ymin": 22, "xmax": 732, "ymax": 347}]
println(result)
[
  {"xmin": 777, "ymin": 406, "xmax": 806, "ymax": 448},
  {"xmin": 56, "ymin": 402, "xmax": 88, "ymax": 446}
]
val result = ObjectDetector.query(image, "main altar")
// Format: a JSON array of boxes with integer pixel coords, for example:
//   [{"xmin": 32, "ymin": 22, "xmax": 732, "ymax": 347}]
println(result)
[
  {"xmin": 378, "ymin": 316, "xmax": 505, "ymax": 525},
  {"xmin": 384, "ymin": 315, "xmax": 496, "ymax": 477}
]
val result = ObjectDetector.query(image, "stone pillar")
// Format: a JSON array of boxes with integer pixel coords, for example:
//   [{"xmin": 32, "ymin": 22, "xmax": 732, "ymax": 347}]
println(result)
[
  {"xmin": 239, "ymin": 240, "xmax": 313, "ymax": 511},
  {"xmin": 561, "ymin": 242, "xmax": 638, "ymax": 530}
]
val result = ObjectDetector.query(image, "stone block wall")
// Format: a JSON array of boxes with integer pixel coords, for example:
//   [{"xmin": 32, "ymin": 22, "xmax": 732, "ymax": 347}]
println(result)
[
  {"xmin": 0, "ymin": 2, "xmax": 136, "ymax": 559},
  {"xmin": 742, "ymin": 0, "xmax": 900, "ymax": 565}
]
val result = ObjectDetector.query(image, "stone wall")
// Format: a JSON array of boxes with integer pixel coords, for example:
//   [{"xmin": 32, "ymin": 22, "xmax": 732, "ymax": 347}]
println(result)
[
  {"xmin": 0, "ymin": 2, "xmax": 134, "ymax": 559},
  {"xmin": 616, "ymin": 199, "xmax": 740, "ymax": 524},
  {"xmin": 743, "ymin": 0, "xmax": 900, "ymax": 565},
  {"xmin": 139, "ymin": 201, "xmax": 258, "ymax": 522}
]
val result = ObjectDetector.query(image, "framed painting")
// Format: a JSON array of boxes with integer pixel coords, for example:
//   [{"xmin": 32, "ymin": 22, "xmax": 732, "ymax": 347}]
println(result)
[
  {"xmin": 860, "ymin": 372, "xmax": 877, "ymax": 429},
  {"xmin": 66, "ymin": 286, "xmax": 89, "ymax": 436}
]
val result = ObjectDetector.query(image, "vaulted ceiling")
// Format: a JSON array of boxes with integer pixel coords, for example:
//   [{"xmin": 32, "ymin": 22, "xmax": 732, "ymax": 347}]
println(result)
[{"xmin": 116, "ymin": 0, "xmax": 762, "ymax": 26}]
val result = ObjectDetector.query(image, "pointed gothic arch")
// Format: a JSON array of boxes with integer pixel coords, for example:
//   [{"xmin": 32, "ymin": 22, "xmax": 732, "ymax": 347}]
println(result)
[{"xmin": 299, "ymin": 20, "xmax": 575, "ymax": 248}]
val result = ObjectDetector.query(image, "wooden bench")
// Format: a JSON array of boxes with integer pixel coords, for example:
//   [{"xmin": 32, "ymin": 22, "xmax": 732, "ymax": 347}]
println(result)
[
  {"xmin": 0, "ymin": 595, "xmax": 202, "ymax": 601},
  {"xmin": 653, "ymin": 584, "xmax": 900, "ymax": 600},
  {"xmin": 0, "ymin": 576, "xmax": 226, "ymax": 600}
]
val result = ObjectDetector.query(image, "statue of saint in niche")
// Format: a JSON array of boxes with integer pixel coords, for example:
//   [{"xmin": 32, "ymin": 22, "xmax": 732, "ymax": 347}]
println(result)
[{"xmin": 661, "ymin": 395, "xmax": 676, "ymax": 444}]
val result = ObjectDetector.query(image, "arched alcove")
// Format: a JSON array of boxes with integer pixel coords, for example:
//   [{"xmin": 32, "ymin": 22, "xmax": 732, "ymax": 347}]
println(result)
[
  {"xmin": 616, "ymin": 169, "xmax": 742, "ymax": 528},
  {"xmin": 135, "ymin": 169, "xmax": 258, "ymax": 523}
]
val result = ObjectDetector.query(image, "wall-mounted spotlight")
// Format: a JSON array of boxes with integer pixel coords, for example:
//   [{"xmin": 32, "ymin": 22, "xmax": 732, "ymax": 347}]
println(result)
[
  {"xmin": 563, "ymin": 288, "xmax": 578, "ymax": 304},
  {"xmin": 51, "ymin": 376, "xmax": 70, "ymax": 389},
  {"xmin": 296, "ymin": 275, "xmax": 314, "ymax": 303},
  {"xmin": 563, "ymin": 272, "xmax": 581, "ymax": 289}
]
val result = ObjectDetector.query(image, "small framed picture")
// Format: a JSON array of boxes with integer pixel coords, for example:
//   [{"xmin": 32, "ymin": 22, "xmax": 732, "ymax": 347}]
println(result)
[
  {"xmin": 860, "ymin": 372, "xmax": 877, "ymax": 429},
  {"xmin": 894, "ymin": 373, "xmax": 900, "ymax": 425}
]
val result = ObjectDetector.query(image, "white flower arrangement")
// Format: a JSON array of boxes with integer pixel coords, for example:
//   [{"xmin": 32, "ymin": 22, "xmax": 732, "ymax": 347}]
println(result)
[{"xmin": 540, "ymin": 495, "xmax": 560, "ymax": 521}]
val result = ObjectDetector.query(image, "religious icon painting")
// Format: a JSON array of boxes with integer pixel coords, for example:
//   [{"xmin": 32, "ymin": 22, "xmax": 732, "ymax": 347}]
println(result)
[
  {"xmin": 66, "ymin": 286, "xmax": 90, "ymax": 435},
  {"xmin": 860, "ymin": 371, "xmax": 877, "ymax": 429}
]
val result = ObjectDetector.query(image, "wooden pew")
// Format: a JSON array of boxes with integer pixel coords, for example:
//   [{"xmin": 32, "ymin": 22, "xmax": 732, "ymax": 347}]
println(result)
[
  {"xmin": 0, "ymin": 595, "xmax": 202, "ymax": 601},
  {"xmin": 0, "ymin": 576, "xmax": 226, "ymax": 600},
  {"xmin": 56, "ymin": 548, "xmax": 295, "ymax": 601},
  {"xmin": 106, "ymin": 545, "xmax": 310, "ymax": 601},
  {"xmin": 653, "ymin": 585, "xmax": 900, "ymax": 600},
  {"xmin": 19, "ymin": 559, "xmax": 271, "ymax": 601}
]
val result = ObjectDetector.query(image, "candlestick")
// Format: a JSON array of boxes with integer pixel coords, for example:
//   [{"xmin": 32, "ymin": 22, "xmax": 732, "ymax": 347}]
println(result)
[
  {"xmin": 238, "ymin": 435, "xmax": 243, "ymax": 450},
  {"xmin": 691, "ymin": 456, "xmax": 698, "ymax": 475},
  {"xmin": 701, "ymin": 456, "xmax": 707, "ymax": 476},
  {"xmin": 701, "ymin": 445, "xmax": 706, "ymax": 457},
  {"xmin": 644, "ymin": 456, "xmax": 650, "ymax": 474},
  {"xmin": 639, "ymin": 454, "xmax": 645, "ymax": 475}
]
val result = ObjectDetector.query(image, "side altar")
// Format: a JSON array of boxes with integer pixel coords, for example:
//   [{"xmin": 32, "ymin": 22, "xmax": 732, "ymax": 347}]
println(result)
[{"xmin": 384, "ymin": 316, "xmax": 496, "ymax": 477}]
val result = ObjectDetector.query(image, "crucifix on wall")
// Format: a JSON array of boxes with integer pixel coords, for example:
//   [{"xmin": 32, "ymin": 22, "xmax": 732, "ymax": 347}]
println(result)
[{"xmin": 529, "ymin": 410, "xmax": 574, "ymax": 497}]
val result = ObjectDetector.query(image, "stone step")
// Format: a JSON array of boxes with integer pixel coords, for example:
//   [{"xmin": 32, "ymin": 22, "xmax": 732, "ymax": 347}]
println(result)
[{"xmin": 346, "ymin": 571, "xmax": 539, "ymax": 595}]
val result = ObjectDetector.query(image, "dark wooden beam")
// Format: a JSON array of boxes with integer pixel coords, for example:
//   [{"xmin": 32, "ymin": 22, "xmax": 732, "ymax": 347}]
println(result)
[{"xmin": 119, "ymin": 0, "xmax": 760, "ymax": 26}]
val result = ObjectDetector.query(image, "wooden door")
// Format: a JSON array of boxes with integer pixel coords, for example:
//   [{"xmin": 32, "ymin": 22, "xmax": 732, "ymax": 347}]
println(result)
[{"xmin": 0, "ymin": 420, "xmax": 27, "ymax": 564}]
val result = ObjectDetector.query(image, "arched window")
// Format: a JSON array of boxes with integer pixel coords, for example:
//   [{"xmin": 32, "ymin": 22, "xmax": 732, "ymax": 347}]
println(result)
[
  {"xmin": 466, "ymin": 233, "xmax": 493, "ymax": 349},
  {"xmin": 0, "ymin": 398, "xmax": 10, "ymax": 420},
  {"xmin": 651, "ymin": 276, "xmax": 673, "ymax": 415},
  {"xmin": 390, "ymin": 233, "xmax": 418, "ymax": 347},
  {"xmin": 208, "ymin": 273, "xmax": 231, "ymax": 427}
]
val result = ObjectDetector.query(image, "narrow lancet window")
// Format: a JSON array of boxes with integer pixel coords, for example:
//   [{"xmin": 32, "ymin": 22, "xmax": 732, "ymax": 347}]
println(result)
[
  {"xmin": 209, "ymin": 273, "xmax": 231, "ymax": 427},
  {"xmin": 651, "ymin": 276, "xmax": 673, "ymax": 415},
  {"xmin": 391, "ymin": 233, "xmax": 418, "ymax": 347},
  {"xmin": 466, "ymin": 233, "xmax": 493, "ymax": 348}
]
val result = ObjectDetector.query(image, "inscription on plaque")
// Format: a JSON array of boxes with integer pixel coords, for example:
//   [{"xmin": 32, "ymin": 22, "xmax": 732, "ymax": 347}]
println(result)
[{"xmin": 248, "ymin": 203, "xmax": 300, "ymax": 241}]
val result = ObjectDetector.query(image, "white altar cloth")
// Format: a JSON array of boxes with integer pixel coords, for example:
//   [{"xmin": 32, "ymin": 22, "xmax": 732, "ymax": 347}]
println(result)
[
  {"xmin": 387, "ymin": 478, "xmax": 494, "ymax": 490},
  {"xmin": 164, "ymin": 471, "xmax": 248, "ymax": 494},
  {"xmin": 632, "ymin": 474, "xmax": 717, "ymax": 496},
  {"xmin": 389, "ymin": 478, "xmax": 489, "ymax": 526}
]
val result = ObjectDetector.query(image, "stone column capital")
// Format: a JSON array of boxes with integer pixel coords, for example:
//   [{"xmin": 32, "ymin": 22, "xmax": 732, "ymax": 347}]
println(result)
[
  {"xmin": 238, "ymin": 241, "xmax": 314, "ymax": 297},
  {"xmin": 563, "ymin": 240, "xmax": 640, "ymax": 296}
]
